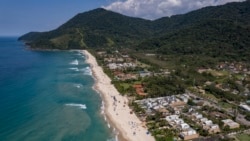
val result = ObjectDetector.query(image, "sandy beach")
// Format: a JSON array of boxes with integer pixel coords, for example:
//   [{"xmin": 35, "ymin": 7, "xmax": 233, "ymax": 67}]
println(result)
[{"xmin": 82, "ymin": 50, "xmax": 155, "ymax": 141}]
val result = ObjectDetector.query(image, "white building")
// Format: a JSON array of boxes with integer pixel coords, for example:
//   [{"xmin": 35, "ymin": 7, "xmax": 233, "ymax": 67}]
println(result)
[
  {"xmin": 180, "ymin": 123, "xmax": 190, "ymax": 130},
  {"xmin": 200, "ymin": 118, "xmax": 208, "ymax": 123},
  {"xmin": 180, "ymin": 128, "xmax": 199, "ymax": 140},
  {"xmin": 240, "ymin": 104, "xmax": 250, "ymax": 112},
  {"xmin": 107, "ymin": 63, "xmax": 117, "ymax": 70},
  {"xmin": 222, "ymin": 119, "xmax": 240, "ymax": 129},
  {"xmin": 166, "ymin": 115, "xmax": 179, "ymax": 122}
]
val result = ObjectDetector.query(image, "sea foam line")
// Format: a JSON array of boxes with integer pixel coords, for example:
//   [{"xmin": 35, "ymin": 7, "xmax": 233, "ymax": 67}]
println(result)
[
  {"xmin": 70, "ymin": 59, "xmax": 79, "ymax": 65},
  {"xmin": 81, "ymin": 66, "xmax": 92, "ymax": 76},
  {"xmin": 65, "ymin": 103, "xmax": 87, "ymax": 109},
  {"xmin": 69, "ymin": 67, "xmax": 79, "ymax": 71}
]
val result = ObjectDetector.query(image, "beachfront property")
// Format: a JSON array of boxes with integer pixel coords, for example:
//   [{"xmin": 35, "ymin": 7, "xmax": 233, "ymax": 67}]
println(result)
[
  {"xmin": 94, "ymin": 49, "xmax": 250, "ymax": 140},
  {"xmin": 166, "ymin": 115, "xmax": 199, "ymax": 140},
  {"xmin": 180, "ymin": 129, "xmax": 199, "ymax": 141},
  {"xmin": 221, "ymin": 119, "xmax": 240, "ymax": 129}
]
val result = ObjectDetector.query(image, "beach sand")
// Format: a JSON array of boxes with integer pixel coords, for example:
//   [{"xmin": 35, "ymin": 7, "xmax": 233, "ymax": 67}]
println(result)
[{"xmin": 82, "ymin": 50, "xmax": 155, "ymax": 141}]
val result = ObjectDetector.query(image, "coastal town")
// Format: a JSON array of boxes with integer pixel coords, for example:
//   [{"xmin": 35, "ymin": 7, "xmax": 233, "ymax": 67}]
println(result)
[
  {"xmin": 89, "ymin": 49, "xmax": 250, "ymax": 141},
  {"xmin": 1, "ymin": 0, "xmax": 249, "ymax": 141}
]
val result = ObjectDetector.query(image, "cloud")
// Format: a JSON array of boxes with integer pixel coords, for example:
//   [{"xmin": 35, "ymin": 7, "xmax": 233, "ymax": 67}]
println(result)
[{"xmin": 103, "ymin": 0, "xmax": 246, "ymax": 20}]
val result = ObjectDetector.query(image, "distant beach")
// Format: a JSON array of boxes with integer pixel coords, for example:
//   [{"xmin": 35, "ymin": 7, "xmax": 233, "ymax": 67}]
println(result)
[{"xmin": 82, "ymin": 50, "xmax": 155, "ymax": 141}]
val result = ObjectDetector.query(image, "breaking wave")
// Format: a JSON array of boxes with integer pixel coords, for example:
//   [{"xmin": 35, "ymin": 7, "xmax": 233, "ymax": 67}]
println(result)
[
  {"xmin": 81, "ymin": 66, "xmax": 92, "ymax": 76},
  {"xmin": 69, "ymin": 67, "xmax": 79, "ymax": 71},
  {"xmin": 68, "ymin": 66, "xmax": 91, "ymax": 75},
  {"xmin": 65, "ymin": 103, "xmax": 87, "ymax": 109},
  {"xmin": 70, "ymin": 59, "xmax": 79, "ymax": 65},
  {"xmin": 106, "ymin": 135, "xmax": 118, "ymax": 141}
]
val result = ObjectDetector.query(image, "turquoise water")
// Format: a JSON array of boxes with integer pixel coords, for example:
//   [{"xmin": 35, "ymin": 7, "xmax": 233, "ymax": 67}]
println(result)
[{"xmin": 0, "ymin": 37, "xmax": 113, "ymax": 141}]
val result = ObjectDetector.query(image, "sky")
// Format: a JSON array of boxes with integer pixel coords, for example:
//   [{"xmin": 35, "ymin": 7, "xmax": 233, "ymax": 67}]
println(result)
[{"xmin": 0, "ymin": 0, "xmax": 245, "ymax": 36}]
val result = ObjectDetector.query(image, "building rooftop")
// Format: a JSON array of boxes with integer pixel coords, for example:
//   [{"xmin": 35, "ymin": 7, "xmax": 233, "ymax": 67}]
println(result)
[
  {"xmin": 240, "ymin": 104, "xmax": 250, "ymax": 112},
  {"xmin": 222, "ymin": 119, "xmax": 240, "ymax": 128}
]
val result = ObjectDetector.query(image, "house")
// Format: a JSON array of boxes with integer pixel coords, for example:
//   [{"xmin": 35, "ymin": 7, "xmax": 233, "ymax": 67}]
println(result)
[
  {"xmin": 178, "ymin": 95, "xmax": 189, "ymax": 103},
  {"xmin": 239, "ymin": 104, "xmax": 250, "ymax": 112},
  {"xmin": 97, "ymin": 51, "xmax": 106, "ymax": 56},
  {"xmin": 139, "ymin": 71, "xmax": 151, "ymax": 77},
  {"xmin": 104, "ymin": 57, "xmax": 116, "ymax": 63},
  {"xmin": 222, "ymin": 119, "xmax": 240, "ymax": 129},
  {"xmin": 157, "ymin": 108, "xmax": 169, "ymax": 116},
  {"xmin": 170, "ymin": 100, "xmax": 186, "ymax": 108},
  {"xmin": 166, "ymin": 115, "xmax": 179, "ymax": 122},
  {"xmin": 203, "ymin": 120, "xmax": 213, "ymax": 126},
  {"xmin": 107, "ymin": 63, "xmax": 117, "ymax": 70},
  {"xmin": 200, "ymin": 118, "xmax": 208, "ymax": 123},
  {"xmin": 116, "ymin": 58, "xmax": 124, "ymax": 62},
  {"xmin": 179, "ymin": 123, "xmax": 190, "ymax": 130},
  {"xmin": 193, "ymin": 113, "xmax": 203, "ymax": 120},
  {"xmin": 208, "ymin": 124, "xmax": 220, "ymax": 134},
  {"xmin": 174, "ymin": 119, "xmax": 184, "ymax": 125},
  {"xmin": 180, "ymin": 128, "xmax": 199, "ymax": 140}
]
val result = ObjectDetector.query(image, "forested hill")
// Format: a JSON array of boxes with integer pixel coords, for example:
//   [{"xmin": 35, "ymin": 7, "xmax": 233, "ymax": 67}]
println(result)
[
  {"xmin": 19, "ymin": 8, "xmax": 153, "ymax": 49},
  {"xmin": 138, "ymin": 0, "xmax": 250, "ymax": 61},
  {"xmin": 19, "ymin": 0, "xmax": 249, "ymax": 54}
]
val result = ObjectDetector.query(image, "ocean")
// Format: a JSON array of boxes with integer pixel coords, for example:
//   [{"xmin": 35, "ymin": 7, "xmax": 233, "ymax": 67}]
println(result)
[{"xmin": 0, "ymin": 37, "xmax": 114, "ymax": 141}]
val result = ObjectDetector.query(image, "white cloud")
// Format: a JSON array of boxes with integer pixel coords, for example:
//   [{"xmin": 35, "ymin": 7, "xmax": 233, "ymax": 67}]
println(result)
[{"xmin": 103, "ymin": 0, "xmax": 246, "ymax": 20}]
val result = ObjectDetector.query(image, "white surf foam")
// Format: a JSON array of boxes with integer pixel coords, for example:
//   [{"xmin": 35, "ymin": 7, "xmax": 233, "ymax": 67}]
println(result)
[
  {"xmin": 74, "ymin": 50, "xmax": 84, "ymax": 57},
  {"xmin": 65, "ymin": 103, "xmax": 87, "ymax": 109},
  {"xmin": 70, "ymin": 59, "xmax": 79, "ymax": 65},
  {"xmin": 81, "ymin": 66, "xmax": 92, "ymax": 76},
  {"xmin": 69, "ymin": 67, "xmax": 79, "ymax": 71},
  {"xmin": 106, "ymin": 134, "xmax": 119, "ymax": 141},
  {"xmin": 101, "ymin": 101, "xmax": 105, "ymax": 114}
]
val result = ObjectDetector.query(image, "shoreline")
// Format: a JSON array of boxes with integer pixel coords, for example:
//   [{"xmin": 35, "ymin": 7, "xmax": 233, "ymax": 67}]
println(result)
[{"xmin": 82, "ymin": 50, "xmax": 155, "ymax": 141}]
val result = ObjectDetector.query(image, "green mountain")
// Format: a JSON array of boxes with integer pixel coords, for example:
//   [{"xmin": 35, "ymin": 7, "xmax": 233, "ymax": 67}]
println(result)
[
  {"xmin": 19, "ymin": 8, "xmax": 153, "ymax": 49},
  {"xmin": 139, "ymin": 0, "xmax": 250, "ymax": 61},
  {"xmin": 19, "ymin": 0, "xmax": 250, "ymax": 60}
]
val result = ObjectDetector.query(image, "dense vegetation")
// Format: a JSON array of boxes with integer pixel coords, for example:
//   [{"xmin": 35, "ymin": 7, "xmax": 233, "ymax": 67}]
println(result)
[
  {"xmin": 143, "ymin": 75, "xmax": 185, "ymax": 97},
  {"xmin": 19, "ymin": 8, "xmax": 153, "ymax": 49},
  {"xmin": 19, "ymin": 1, "xmax": 250, "ymax": 61}
]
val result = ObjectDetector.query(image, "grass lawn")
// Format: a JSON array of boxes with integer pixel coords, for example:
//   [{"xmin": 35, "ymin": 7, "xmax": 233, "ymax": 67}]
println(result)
[
  {"xmin": 132, "ymin": 52, "xmax": 171, "ymax": 68},
  {"xmin": 236, "ymin": 134, "xmax": 250, "ymax": 141},
  {"xmin": 120, "ymin": 83, "xmax": 130, "ymax": 90}
]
